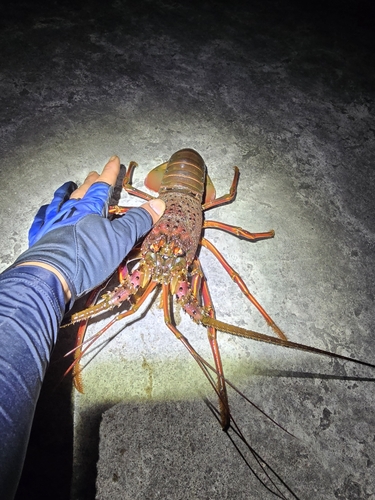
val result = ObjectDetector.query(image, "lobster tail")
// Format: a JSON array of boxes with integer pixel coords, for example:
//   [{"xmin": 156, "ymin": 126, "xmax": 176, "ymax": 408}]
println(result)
[{"xmin": 159, "ymin": 149, "xmax": 206, "ymax": 200}]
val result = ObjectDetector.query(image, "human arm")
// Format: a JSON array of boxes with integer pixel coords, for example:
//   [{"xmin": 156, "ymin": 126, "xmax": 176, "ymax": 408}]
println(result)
[
  {"xmin": 0, "ymin": 266, "xmax": 66, "ymax": 500},
  {"xmin": 0, "ymin": 157, "xmax": 165, "ymax": 499}
]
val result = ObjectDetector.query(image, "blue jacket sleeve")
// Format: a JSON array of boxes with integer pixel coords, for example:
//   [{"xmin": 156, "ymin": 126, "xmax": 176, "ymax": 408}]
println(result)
[{"xmin": 0, "ymin": 266, "xmax": 66, "ymax": 500}]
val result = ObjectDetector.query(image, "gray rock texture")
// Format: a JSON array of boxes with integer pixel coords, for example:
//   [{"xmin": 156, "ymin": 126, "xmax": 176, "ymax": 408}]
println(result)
[{"xmin": 1, "ymin": 0, "xmax": 374, "ymax": 499}]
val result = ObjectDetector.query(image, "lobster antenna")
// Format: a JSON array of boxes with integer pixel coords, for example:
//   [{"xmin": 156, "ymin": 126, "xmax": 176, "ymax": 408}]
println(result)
[{"xmin": 200, "ymin": 317, "xmax": 375, "ymax": 369}]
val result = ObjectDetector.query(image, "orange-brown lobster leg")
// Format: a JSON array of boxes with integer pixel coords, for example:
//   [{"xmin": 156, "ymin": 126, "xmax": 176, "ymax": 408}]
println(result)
[
  {"xmin": 202, "ymin": 166, "xmax": 239, "ymax": 211},
  {"xmin": 161, "ymin": 283, "xmax": 202, "ymax": 354},
  {"xmin": 108, "ymin": 206, "xmax": 131, "ymax": 215},
  {"xmin": 203, "ymin": 220, "xmax": 275, "ymax": 241},
  {"xmin": 72, "ymin": 286, "xmax": 106, "ymax": 392},
  {"xmin": 200, "ymin": 269, "xmax": 231, "ymax": 430},
  {"xmin": 162, "ymin": 283, "xmax": 231, "ymax": 425},
  {"xmin": 189, "ymin": 259, "xmax": 230, "ymax": 430},
  {"xmin": 67, "ymin": 261, "xmax": 131, "ymax": 391},
  {"xmin": 200, "ymin": 237, "xmax": 286, "ymax": 340},
  {"xmin": 122, "ymin": 161, "xmax": 154, "ymax": 201},
  {"xmin": 109, "ymin": 160, "xmax": 155, "ymax": 214},
  {"xmin": 66, "ymin": 277, "xmax": 158, "ymax": 391}
]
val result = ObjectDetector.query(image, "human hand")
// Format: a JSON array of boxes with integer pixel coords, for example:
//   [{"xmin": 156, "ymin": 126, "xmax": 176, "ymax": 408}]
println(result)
[{"xmin": 15, "ymin": 156, "xmax": 165, "ymax": 306}]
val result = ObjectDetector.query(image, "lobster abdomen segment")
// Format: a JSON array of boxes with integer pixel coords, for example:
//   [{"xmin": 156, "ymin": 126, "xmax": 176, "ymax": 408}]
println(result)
[{"xmin": 159, "ymin": 149, "xmax": 206, "ymax": 201}]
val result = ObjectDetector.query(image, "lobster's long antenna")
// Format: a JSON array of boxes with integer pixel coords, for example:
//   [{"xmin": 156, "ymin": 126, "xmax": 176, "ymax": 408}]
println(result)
[{"xmin": 200, "ymin": 317, "xmax": 375, "ymax": 369}]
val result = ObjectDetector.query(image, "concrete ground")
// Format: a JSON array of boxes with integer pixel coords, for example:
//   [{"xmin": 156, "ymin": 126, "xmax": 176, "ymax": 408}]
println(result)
[{"xmin": 1, "ymin": 0, "xmax": 375, "ymax": 499}]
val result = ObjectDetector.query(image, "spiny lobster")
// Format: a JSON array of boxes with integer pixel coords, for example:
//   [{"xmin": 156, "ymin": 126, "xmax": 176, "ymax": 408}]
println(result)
[
  {"xmin": 67, "ymin": 149, "xmax": 373, "ymax": 424},
  {"xmin": 66, "ymin": 149, "xmax": 375, "ymax": 498}
]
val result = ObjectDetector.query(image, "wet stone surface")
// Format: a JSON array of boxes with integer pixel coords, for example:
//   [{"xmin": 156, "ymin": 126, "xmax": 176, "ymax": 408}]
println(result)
[{"xmin": 1, "ymin": 0, "xmax": 375, "ymax": 499}]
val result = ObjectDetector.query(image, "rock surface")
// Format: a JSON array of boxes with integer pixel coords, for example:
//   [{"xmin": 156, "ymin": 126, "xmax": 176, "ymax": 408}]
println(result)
[{"xmin": 1, "ymin": 1, "xmax": 374, "ymax": 499}]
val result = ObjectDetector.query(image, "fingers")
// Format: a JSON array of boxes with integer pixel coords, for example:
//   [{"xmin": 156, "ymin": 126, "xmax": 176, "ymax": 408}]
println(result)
[
  {"xmin": 140, "ymin": 198, "xmax": 166, "ymax": 224},
  {"xmin": 70, "ymin": 171, "xmax": 100, "ymax": 200},
  {"xmin": 66, "ymin": 156, "xmax": 165, "ymax": 225},
  {"xmin": 70, "ymin": 156, "xmax": 121, "ymax": 200},
  {"xmin": 95, "ymin": 155, "xmax": 121, "ymax": 186}
]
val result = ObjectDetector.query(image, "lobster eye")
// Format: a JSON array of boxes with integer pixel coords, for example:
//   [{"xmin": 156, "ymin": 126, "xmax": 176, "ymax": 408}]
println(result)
[
  {"xmin": 150, "ymin": 238, "xmax": 166, "ymax": 253},
  {"xmin": 173, "ymin": 246, "xmax": 185, "ymax": 256}
]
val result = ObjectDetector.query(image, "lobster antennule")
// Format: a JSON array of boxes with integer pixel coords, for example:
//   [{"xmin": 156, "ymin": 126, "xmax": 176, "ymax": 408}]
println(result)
[
  {"xmin": 200, "ymin": 316, "xmax": 375, "ymax": 369},
  {"xmin": 67, "ymin": 280, "xmax": 139, "ymax": 325}
]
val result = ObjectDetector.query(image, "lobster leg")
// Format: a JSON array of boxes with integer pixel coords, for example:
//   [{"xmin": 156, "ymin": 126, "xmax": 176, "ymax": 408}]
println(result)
[
  {"xmin": 71, "ymin": 257, "xmax": 135, "ymax": 391},
  {"xmin": 200, "ymin": 270, "xmax": 231, "ymax": 431},
  {"xmin": 65, "ymin": 280, "xmax": 158, "ymax": 386},
  {"xmin": 200, "ymin": 237, "xmax": 286, "ymax": 340},
  {"xmin": 161, "ymin": 283, "xmax": 203, "ymax": 356},
  {"xmin": 189, "ymin": 259, "xmax": 231, "ymax": 430},
  {"xmin": 67, "ymin": 261, "xmax": 132, "ymax": 391},
  {"xmin": 161, "ymin": 283, "xmax": 230, "ymax": 416},
  {"xmin": 123, "ymin": 161, "xmax": 154, "ymax": 201},
  {"xmin": 203, "ymin": 220, "xmax": 275, "ymax": 241},
  {"xmin": 202, "ymin": 166, "xmax": 239, "ymax": 211},
  {"xmin": 72, "ymin": 286, "xmax": 106, "ymax": 392},
  {"xmin": 108, "ymin": 206, "xmax": 132, "ymax": 215}
]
